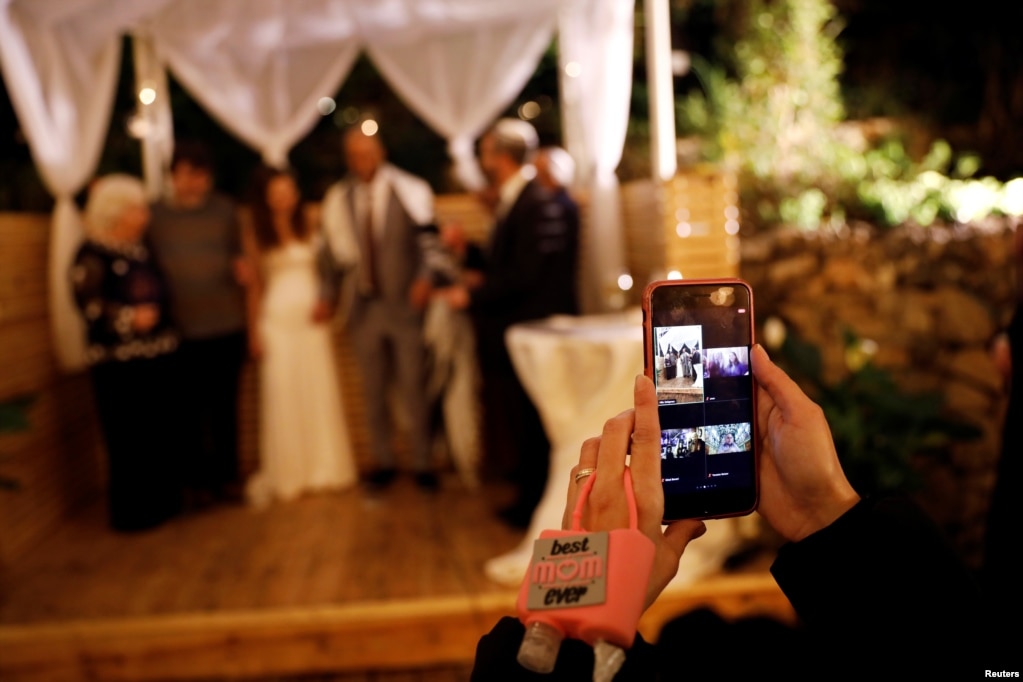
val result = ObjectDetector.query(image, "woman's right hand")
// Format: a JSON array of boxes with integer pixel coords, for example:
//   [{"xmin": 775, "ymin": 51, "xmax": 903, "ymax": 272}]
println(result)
[{"xmin": 751, "ymin": 345, "xmax": 860, "ymax": 543}]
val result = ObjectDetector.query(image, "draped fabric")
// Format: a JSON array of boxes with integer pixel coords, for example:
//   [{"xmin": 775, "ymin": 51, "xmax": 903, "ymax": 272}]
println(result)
[
  {"xmin": 558, "ymin": 0, "xmax": 635, "ymax": 314},
  {"xmin": 147, "ymin": 0, "xmax": 363, "ymax": 168},
  {"xmin": 368, "ymin": 10, "xmax": 556, "ymax": 190},
  {"xmin": 0, "ymin": 0, "xmax": 132, "ymax": 369},
  {"xmin": 0, "ymin": 0, "xmax": 638, "ymax": 369}
]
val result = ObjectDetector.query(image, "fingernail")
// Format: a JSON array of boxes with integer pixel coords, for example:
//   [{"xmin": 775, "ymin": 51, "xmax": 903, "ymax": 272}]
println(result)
[
  {"xmin": 752, "ymin": 344, "xmax": 769, "ymax": 363},
  {"xmin": 635, "ymin": 374, "xmax": 644, "ymax": 391}
]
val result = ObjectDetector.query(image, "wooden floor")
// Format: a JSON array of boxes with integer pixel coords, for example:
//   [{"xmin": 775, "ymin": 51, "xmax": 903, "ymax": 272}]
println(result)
[{"xmin": 0, "ymin": 477, "xmax": 794, "ymax": 681}]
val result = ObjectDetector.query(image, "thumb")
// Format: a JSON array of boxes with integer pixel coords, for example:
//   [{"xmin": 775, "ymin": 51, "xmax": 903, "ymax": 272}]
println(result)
[{"xmin": 662, "ymin": 519, "xmax": 707, "ymax": 558}]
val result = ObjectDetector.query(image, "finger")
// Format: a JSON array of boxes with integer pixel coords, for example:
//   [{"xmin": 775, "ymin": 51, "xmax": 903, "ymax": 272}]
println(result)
[
  {"xmin": 751, "ymin": 344, "xmax": 807, "ymax": 417},
  {"xmin": 590, "ymin": 409, "xmax": 633, "ymax": 515},
  {"xmin": 644, "ymin": 520, "xmax": 708, "ymax": 609},
  {"xmin": 629, "ymin": 375, "xmax": 664, "ymax": 509},
  {"xmin": 662, "ymin": 519, "xmax": 708, "ymax": 559},
  {"xmin": 563, "ymin": 437, "xmax": 600, "ymax": 529}
]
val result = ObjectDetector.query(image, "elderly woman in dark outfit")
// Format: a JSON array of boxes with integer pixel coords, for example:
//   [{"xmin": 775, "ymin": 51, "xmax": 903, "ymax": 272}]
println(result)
[{"xmin": 70, "ymin": 174, "xmax": 181, "ymax": 532}]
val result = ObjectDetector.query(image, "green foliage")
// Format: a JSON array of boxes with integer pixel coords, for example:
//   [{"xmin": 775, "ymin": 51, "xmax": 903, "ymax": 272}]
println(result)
[
  {"xmin": 677, "ymin": 0, "xmax": 1023, "ymax": 231},
  {"xmin": 676, "ymin": 0, "xmax": 852, "ymax": 228},
  {"xmin": 776, "ymin": 332, "xmax": 980, "ymax": 497},
  {"xmin": 852, "ymin": 139, "xmax": 1023, "ymax": 227}
]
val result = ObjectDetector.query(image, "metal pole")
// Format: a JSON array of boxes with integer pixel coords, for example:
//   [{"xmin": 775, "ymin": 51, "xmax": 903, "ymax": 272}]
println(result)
[{"xmin": 644, "ymin": 0, "xmax": 677, "ymax": 181}]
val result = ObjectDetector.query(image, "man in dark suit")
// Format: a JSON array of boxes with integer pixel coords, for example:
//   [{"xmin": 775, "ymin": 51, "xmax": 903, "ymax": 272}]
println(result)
[
  {"xmin": 443, "ymin": 119, "xmax": 580, "ymax": 527},
  {"xmin": 318, "ymin": 127, "xmax": 438, "ymax": 491}
]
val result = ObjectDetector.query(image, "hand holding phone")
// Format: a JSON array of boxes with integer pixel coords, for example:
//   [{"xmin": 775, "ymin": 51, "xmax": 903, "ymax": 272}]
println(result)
[
  {"xmin": 749, "ymin": 344, "xmax": 860, "ymax": 541},
  {"xmin": 562, "ymin": 375, "xmax": 708, "ymax": 610},
  {"xmin": 642, "ymin": 279, "xmax": 759, "ymax": 521}
]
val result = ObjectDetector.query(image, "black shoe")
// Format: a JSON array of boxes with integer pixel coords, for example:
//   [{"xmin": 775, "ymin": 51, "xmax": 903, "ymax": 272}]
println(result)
[
  {"xmin": 366, "ymin": 468, "xmax": 398, "ymax": 491},
  {"xmin": 415, "ymin": 471, "xmax": 440, "ymax": 492}
]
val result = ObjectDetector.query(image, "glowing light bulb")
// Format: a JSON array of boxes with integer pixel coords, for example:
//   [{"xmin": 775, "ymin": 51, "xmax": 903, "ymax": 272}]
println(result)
[{"xmin": 361, "ymin": 119, "xmax": 379, "ymax": 136}]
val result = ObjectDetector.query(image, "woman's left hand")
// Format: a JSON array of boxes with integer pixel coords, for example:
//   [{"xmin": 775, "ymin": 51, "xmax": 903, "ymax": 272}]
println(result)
[{"xmin": 562, "ymin": 375, "xmax": 706, "ymax": 610}]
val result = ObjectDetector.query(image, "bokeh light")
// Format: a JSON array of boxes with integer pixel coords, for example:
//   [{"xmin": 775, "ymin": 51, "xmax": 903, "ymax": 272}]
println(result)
[
  {"xmin": 317, "ymin": 97, "xmax": 336, "ymax": 116},
  {"xmin": 361, "ymin": 119, "xmax": 379, "ymax": 136},
  {"xmin": 518, "ymin": 101, "xmax": 541, "ymax": 120}
]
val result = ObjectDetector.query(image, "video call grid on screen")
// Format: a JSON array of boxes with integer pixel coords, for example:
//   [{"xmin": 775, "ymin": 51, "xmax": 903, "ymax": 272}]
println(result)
[
  {"xmin": 648, "ymin": 284, "xmax": 756, "ymax": 493},
  {"xmin": 653, "ymin": 325, "xmax": 750, "ymax": 404},
  {"xmin": 653, "ymin": 323, "xmax": 753, "ymax": 453}
]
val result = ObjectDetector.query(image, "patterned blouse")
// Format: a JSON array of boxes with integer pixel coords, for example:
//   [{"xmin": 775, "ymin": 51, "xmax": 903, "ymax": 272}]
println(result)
[{"xmin": 70, "ymin": 239, "xmax": 179, "ymax": 365}]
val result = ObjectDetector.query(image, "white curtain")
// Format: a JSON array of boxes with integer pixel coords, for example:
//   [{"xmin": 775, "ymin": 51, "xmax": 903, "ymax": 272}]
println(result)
[
  {"xmin": 558, "ymin": 0, "xmax": 635, "ymax": 313},
  {"xmin": 148, "ymin": 0, "xmax": 363, "ymax": 168},
  {"xmin": 367, "ymin": 8, "xmax": 557, "ymax": 190},
  {"xmin": 0, "ymin": 0, "xmax": 137, "ymax": 370},
  {"xmin": 0, "ymin": 0, "xmax": 638, "ymax": 368}
]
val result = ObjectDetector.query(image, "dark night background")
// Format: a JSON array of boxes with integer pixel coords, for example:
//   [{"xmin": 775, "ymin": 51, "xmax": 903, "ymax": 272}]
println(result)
[{"xmin": 1, "ymin": 0, "xmax": 1021, "ymax": 210}]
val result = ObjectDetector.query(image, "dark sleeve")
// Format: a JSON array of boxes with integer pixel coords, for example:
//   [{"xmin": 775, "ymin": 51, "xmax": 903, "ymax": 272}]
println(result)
[
  {"xmin": 770, "ymin": 496, "xmax": 987, "ymax": 674},
  {"xmin": 471, "ymin": 617, "xmax": 658, "ymax": 682},
  {"xmin": 983, "ymin": 306, "xmax": 1023, "ymax": 657},
  {"xmin": 70, "ymin": 250, "xmax": 134, "ymax": 342},
  {"xmin": 464, "ymin": 242, "xmax": 486, "ymax": 272},
  {"xmin": 469, "ymin": 191, "xmax": 576, "ymax": 312}
]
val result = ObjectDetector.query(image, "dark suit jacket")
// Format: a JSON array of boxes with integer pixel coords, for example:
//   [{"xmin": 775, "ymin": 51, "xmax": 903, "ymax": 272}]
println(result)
[{"xmin": 469, "ymin": 180, "xmax": 579, "ymax": 370}]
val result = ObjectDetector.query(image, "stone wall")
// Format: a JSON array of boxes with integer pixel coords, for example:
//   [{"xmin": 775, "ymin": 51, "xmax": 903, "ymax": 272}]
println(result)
[{"xmin": 740, "ymin": 218, "xmax": 1019, "ymax": 566}]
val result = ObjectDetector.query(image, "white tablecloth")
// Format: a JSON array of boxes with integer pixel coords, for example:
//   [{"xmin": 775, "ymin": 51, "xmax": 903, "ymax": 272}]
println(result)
[{"xmin": 484, "ymin": 309, "xmax": 747, "ymax": 590}]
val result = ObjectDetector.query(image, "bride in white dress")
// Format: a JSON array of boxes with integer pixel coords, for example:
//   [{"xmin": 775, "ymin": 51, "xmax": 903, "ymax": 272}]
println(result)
[{"xmin": 243, "ymin": 166, "xmax": 357, "ymax": 506}]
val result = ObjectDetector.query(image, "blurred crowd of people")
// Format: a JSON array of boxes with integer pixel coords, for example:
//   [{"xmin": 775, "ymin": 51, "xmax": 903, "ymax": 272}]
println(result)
[{"xmin": 70, "ymin": 118, "xmax": 579, "ymax": 532}]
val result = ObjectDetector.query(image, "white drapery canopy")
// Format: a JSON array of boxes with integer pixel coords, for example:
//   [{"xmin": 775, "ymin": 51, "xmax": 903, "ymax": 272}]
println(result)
[{"xmin": 0, "ymin": 0, "xmax": 637, "ymax": 370}]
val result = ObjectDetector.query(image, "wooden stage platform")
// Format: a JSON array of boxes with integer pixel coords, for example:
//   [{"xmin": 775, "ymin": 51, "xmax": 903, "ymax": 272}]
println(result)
[{"xmin": 0, "ymin": 477, "xmax": 794, "ymax": 681}]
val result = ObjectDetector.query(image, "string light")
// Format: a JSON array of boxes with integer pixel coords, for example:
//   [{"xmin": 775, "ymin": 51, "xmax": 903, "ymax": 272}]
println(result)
[{"xmin": 361, "ymin": 119, "xmax": 379, "ymax": 136}]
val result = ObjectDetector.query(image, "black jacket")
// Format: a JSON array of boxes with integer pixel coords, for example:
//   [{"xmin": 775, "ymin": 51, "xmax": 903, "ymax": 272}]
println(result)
[
  {"xmin": 472, "ymin": 496, "xmax": 989, "ymax": 680},
  {"xmin": 469, "ymin": 181, "xmax": 579, "ymax": 369}
]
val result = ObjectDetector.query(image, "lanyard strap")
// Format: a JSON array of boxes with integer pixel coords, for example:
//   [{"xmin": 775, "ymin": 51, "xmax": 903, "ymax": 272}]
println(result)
[{"xmin": 570, "ymin": 468, "xmax": 639, "ymax": 532}]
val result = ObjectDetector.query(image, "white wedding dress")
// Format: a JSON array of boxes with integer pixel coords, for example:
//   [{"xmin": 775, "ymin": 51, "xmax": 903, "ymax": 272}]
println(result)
[{"xmin": 247, "ymin": 240, "xmax": 357, "ymax": 506}]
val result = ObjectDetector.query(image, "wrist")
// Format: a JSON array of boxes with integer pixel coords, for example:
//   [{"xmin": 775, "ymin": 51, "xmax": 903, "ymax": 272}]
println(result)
[{"xmin": 792, "ymin": 488, "xmax": 861, "ymax": 542}]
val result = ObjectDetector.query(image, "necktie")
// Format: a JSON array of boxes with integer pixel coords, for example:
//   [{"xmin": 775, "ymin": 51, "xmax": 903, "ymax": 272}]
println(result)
[{"xmin": 360, "ymin": 187, "xmax": 378, "ymax": 295}]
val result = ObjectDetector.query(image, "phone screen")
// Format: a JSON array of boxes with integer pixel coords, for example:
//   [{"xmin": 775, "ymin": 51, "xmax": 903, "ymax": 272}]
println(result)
[{"xmin": 643, "ymin": 280, "xmax": 757, "ymax": 520}]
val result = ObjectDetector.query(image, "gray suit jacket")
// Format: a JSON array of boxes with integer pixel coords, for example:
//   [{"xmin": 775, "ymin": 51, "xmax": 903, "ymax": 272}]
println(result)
[{"xmin": 318, "ymin": 165, "xmax": 434, "ymax": 316}]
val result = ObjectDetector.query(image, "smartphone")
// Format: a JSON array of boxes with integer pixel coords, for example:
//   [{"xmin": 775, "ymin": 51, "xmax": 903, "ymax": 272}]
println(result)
[{"xmin": 641, "ymin": 278, "xmax": 758, "ymax": 521}]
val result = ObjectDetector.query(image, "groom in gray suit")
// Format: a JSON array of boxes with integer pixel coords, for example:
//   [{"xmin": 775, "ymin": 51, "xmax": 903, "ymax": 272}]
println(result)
[{"xmin": 318, "ymin": 127, "xmax": 437, "ymax": 491}]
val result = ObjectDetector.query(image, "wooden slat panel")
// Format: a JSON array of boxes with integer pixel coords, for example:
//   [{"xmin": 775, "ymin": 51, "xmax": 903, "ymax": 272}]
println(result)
[
  {"xmin": 0, "ymin": 212, "xmax": 106, "ymax": 566},
  {"xmin": 0, "ymin": 319, "xmax": 57, "ymax": 398},
  {"xmin": 660, "ymin": 170, "xmax": 740, "ymax": 280}
]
